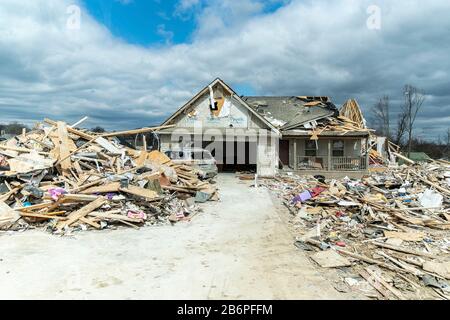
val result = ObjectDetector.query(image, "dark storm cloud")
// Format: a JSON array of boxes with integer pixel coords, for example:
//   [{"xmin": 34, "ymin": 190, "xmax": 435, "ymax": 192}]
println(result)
[{"xmin": 0, "ymin": 0, "xmax": 449, "ymax": 140}]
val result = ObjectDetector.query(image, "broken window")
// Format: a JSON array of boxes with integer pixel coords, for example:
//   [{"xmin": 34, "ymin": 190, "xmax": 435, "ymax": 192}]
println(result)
[
  {"xmin": 332, "ymin": 140, "xmax": 345, "ymax": 157},
  {"xmin": 210, "ymin": 101, "xmax": 219, "ymax": 111},
  {"xmin": 305, "ymin": 140, "xmax": 317, "ymax": 157}
]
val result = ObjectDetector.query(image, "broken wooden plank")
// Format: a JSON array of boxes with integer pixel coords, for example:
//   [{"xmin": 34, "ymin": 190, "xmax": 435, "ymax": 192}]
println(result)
[
  {"xmin": 78, "ymin": 217, "xmax": 101, "ymax": 229},
  {"xmin": 57, "ymin": 121, "xmax": 72, "ymax": 172},
  {"xmin": 359, "ymin": 269, "xmax": 392, "ymax": 300},
  {"xmin": 100, "ymin": 125, "xmax": 176, "ymax": 138},
  {"xmin": 57, "ymin": 197, "xmax": 107, "ymax": 230},
  {"xmin": 7, "ymin": 153, "xmax": 55, "ymax": 174},
  {"xmin": 384, "ymin": 231, "xmax": 425, "ymax": 242},
  {"xmin": 336, "ymin": 248, "xmax": 405, "ymax": 273},
  {"xmin": 162, "ymin": 185, "xmax": 196, "ymax": 194},
  {"xmin": 119, "ymin": 185, "xmax": 159, "ymax": 200},
  {"xmin": 135, "ymin": 151, "xmax": 148, "ymax": 167},
  {"xmin": 423, "ymin": 261, "xmax": 450, "ymax": 280},
  {"xmin": 0, "ymin": 186, "xmax": 22, "ymax": 202},
  {"xmin": 15, "ymin": 202, "xmax": 54, "ymax": 212},
  {"xmin": 148, "ymin": 150, "xmax": 171, "ymax": 165},
  {"xmin": 81, "ymin": 182, "xmax": 121, "ymax": 194},
  {"xmin": 95, "ymin": 137, "xmax": 123, "ymax": 155},
  {"xmin": 44, "ymin": 118, "xmax": 95, "ymax": 140},
  {"xmin": 20, "ymin": 212, "xmax": 67, "ymax": 220},
  {"xmin": 373, "ymin": 242, "xmax": 438, "ymax": 259},
  {"xmin": 0, "ymin": 145, "xmax": 49, "ymax": 156},
  {"xmin": 88, "ymin": 211, "xmax": 143, "ymax": 223},
  {"xmin": 0, "ymin": 201, "xmax": 21, "ymax": 229},
  {"xmin": 365, "ymin": 267, "xmax": 406, "ymax": 300},
  {"xmin": 392, "ymin": 152, "xmax": 415, "ymax": 165}
]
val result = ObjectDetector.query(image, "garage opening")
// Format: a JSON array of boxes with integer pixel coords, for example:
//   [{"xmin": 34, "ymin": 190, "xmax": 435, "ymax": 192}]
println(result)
[{"xmin": 203, "ymin": 140, "xmax": 257, "ymax": 173}]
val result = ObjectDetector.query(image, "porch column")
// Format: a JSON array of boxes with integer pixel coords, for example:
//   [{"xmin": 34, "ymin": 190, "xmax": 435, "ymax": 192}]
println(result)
[
  {"xmin": 327, "ymin": 139, "xmax": 332, "ymax": 171},
  {"xmin": 293, "ymin": 140, "xmax": 298, "ymax": 170},
  {"xmin": 365, "ymin": 138, "xmax": 370, "ymax": 170}
]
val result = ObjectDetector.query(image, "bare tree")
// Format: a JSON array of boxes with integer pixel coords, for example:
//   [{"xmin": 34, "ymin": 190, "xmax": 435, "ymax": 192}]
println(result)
[
  {"xmin": 91, "ymin": 126, "xmax": 106, "ymax": 133},
  {"xmin": 444, "ymin": 128, "xmax": 450, "ymax": 159},
  {"xmin": 402, "ymin": 85, "xmax": 425, "ymax": 157},
  {"xmin": 393, "ymin": 110, "xmax": 408, "ymax": 147},
  {"xmin": 372, "ymin": 95, "xmax": 390, "ymax": 139}
]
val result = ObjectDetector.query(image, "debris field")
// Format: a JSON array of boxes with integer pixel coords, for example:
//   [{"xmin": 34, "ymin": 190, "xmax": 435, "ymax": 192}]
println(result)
[
  {"xmin": 258, "ymin": 159, "xmax": 450, "ymax": 300},
  {"xmin": 0, "ymin": 118, "xmax": 219, "ymax": 234}
]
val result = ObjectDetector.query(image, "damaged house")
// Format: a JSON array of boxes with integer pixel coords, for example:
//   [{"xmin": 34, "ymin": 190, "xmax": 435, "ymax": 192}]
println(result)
[{"xmin": 159, "ymin": 78, "xmax": 372, "ymax": 177}]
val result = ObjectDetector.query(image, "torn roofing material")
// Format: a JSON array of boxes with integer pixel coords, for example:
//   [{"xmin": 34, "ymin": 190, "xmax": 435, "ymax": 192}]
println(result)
[
  {"xmin": 243, "ymin": 96, "xmax": 338, "ymax": 130},
  {"xmin": 160, "ymin": 78, "xmax": 280, "ymax": 134}
]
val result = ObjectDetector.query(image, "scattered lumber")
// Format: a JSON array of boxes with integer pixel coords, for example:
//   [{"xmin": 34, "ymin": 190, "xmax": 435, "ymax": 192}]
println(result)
[
  {"xmin": 0, "ymin": 118, "xmax": 219, "ymax": 234},
  {"xmin": 264, "ymin": 158, "xmax": 450, "ymax": 300}
]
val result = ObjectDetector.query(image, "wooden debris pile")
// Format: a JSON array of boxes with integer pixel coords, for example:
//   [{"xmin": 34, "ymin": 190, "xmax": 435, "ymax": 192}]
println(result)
[
  {"xmin": 0, "ymin": 119, "xmax": 219, "ymax": 234},
  {"xmin": 263, "ymin": 160, "xmax": 450, "ymax": 299}
]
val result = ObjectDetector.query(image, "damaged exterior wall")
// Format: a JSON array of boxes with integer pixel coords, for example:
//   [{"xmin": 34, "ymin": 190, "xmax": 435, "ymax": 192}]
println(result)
[{"xmin": 159, "ymin": 79, "xmax": 280, "ymax": 177}]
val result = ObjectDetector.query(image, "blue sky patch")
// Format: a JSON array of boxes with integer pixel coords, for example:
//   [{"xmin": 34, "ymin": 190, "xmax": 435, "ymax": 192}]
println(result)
[{"xmin": 82, "ymin": 0, "xmax": 196, "ymax": 45}]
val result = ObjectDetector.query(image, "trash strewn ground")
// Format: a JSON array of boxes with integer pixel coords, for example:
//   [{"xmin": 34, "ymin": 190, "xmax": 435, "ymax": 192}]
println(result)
[
  {"xmin": 0, "ymin": 174, "xmax": 362, "ymax": 300},
  {"xmin": 259, "ymin": 160, "xmax": 450, "ymax": 300},
  {"xmin": 0, "ymin": 119, "xmax": 218, "ymax": 234}
]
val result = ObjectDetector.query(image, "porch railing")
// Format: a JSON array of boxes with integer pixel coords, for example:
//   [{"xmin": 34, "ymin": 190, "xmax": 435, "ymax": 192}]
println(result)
[
  {"xmin": 297, "ymin": 156, "xmax": 367, "ymax": 171},
  {"xmin": 297, "ymin": 157, "xmax": 329, "ymax": 170},
  {"xmin": 331, "ymin": 157, "xmax": 367, "ymax": 171}
]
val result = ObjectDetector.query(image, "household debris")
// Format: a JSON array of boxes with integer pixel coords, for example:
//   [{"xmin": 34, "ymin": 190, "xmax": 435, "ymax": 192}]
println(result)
[
  {"xmin": 0, "ymin": 118, "xmax": 219, "ymax": 234},
  {"xmin": 262, "ymin": 158, "xmax": 450, "ymax": 300}
]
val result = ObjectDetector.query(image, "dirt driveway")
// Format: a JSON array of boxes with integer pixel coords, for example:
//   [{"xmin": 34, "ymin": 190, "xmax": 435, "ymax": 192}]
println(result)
[{"xmin": 0, "ymin": 174, "xmax": 362, "ymax": 299}]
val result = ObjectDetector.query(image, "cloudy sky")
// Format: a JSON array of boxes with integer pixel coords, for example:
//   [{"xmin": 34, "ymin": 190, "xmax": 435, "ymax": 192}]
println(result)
[{"xmin": 0, "ymin": 0, "xmax": 449, "ymax": 140}]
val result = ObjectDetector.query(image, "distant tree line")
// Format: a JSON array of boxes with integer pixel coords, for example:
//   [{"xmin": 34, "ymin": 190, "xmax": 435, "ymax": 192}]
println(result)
[
  {"xmin": 0, "ymin": 122, "xmax": 108, "ymax": 135},
  {"xmin": 0, "ymin": 122, "xmax": 30, "ymax": 135},
  {"xmin": 90, "ymin": 126, "xmax": 106, "ymax": 133},
  {"xmin": 407, "ymin": 134, "xmax": 450, "ymax": 160},
  {"xmin": 369, "ymin": 84, "xmax": 449, "ymax": 160}
]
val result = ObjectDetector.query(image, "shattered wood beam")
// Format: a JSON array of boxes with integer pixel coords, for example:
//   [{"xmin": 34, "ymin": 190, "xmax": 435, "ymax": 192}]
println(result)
[
  {"xmin": 44, "ymin": 118, "xmax": 95, "ymax": 140},
  {"xmin": 100, "ymin": 125, "xmax": 176, "ymax": 137}
]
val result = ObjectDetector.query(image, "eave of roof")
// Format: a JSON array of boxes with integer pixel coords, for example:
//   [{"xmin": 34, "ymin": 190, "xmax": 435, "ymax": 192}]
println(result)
[
  {"xmin": 282, "ymin": 130, "xmax": 370, "ymax": 138},
  {"xmin": 160, "ymin": 78, "xmax": 280, "ymax": 135}
]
